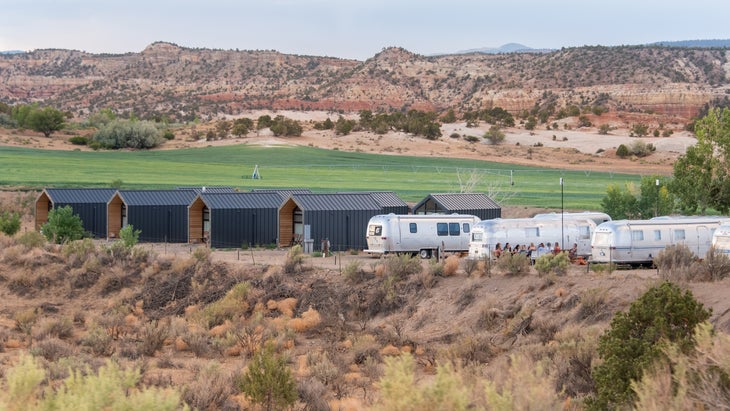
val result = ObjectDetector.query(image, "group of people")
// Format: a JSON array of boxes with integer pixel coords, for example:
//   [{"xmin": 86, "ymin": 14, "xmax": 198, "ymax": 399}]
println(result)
[{"xmin": 493, "ymin": 241, "xmax": 578, "ymax": 261}]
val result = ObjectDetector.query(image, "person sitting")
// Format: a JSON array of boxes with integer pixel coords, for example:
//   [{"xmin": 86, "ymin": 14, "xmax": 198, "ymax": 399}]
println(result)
[
  {"xmin": 553, "ymin": 242, "xmax": 561, "ymax": 255},
  {"xmin": 504, "ymin": 242, "xmax": 512, "ymax": 254},
  {"xmin": 494, "ymin": 243, "xmax": 502, "ymax": 258},
  {"xmin": 568, "ymin": 243, "xmax": 578, "ymax": 260}
]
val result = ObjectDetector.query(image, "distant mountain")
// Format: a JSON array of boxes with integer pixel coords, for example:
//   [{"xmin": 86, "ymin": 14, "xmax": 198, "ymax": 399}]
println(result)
[
  {"xmin": 0, "ymin": 42, "xmax": 727, "ymax": 122},
  {"xmin": 649, "ymin": 39, "xmax": 730, "ymax": 48},
  {"xmin": 454, "ymin": 43, "xmax": 554, "ymax": 55},
  {"xmin": 0, "ymin": 50, "xmax": 24, "ymax": 55}
]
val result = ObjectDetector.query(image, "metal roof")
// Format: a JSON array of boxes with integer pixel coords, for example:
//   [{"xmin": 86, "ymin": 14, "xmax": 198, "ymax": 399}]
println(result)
[
  {"xmin": 338, "ymin": 191, "xmax": 408, "ymax": 208},
  {"xmin": 201, "ymin": 192, "xmax": 284, "ymax": 209},
  {"xmin": 118, "ymin": 190, "xmax": 198, "ymax": 206},
  {"xmin": 414, "ymin": 193, "xmax": 501, "ymax": 211},
  {"xmin": 177, "ymin": 186, "xmax": 237, "ymax": 194},
  {"xmin": 291, "ymin": 193, "xmax": 381, "ymax": 211},
  {"xmin": 252, "ymin": 188, "xmax": 312, "ymax": 201},
  {"xmin": 44, "ymin": 188, "xmax": 117, "ymax": 204}
]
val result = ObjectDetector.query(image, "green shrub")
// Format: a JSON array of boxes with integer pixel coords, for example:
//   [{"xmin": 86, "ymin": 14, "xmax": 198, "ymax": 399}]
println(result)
[
  {"xmin": 534, "ymin": 252, "xmax": 569, "ymax": 276},
  {"xmin": 495, "ymin": 252, "xmax": 531, "ymax": 276},
  {"xmin": 283, "ymin": 245, "xmax": 305, "ymax": 274},
  {"xmin": 588, "ymin": 282, "xmax": 711, "ymax": 410},
  {"xmin": 383, "ymin": 254, "xmax": 422, "ymax": 280},
  {"xmin": 92, "ymin": 119, "xmax": 164, "ymax": 149},
  {"xmin": 377, "ymin": 353, "xmax": 470, "ymax": 411},
  {"xmin": 41, "ymin": 205, "xmax": 85, "ymax": 243},
  {"xmin": 0, "ymin": 211, "xmax": 21, "ymax": 236},
  {"xmin": 68, "ymin": 136, "xmax": 89, "ymax": 145},
  {"xmin": 239, "ymin": 343, "xmax": 297, "ymax": 410},
  {"xmin": 654, "ymin": 243, "xmax": 696, "ymax": 281},
  {"xmin": 119, "ymin": 224, "xmax": 141, "ymax": 248},
  {"xmin": 616, "ymin": 144, "xmax": 630, "ymax": 158},
  {"xmin": 0, "ymin": 355, "xmax": 184, "ymax": 410}
]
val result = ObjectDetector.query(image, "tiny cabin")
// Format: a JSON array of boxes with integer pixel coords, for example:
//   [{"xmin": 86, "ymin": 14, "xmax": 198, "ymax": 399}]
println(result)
[{"xmin": 35, "ymin": 188, "xmax": 117, "ymax": 238}]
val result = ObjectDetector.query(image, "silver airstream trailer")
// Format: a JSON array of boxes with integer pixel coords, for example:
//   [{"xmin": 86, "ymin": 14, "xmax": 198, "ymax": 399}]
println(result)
[
  {"xmin": 365, "ymin": 213, "xmax": 480, "ymax": 258},
  {"xmin": 591, "ymin": 216, "xmax": 730, "ymax": 265}
]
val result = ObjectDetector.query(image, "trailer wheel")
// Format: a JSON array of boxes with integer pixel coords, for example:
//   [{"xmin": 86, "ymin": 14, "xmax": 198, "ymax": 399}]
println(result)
[{"xmin": 419, "ymin": 249, "xmax": 432, "ymax": 259}]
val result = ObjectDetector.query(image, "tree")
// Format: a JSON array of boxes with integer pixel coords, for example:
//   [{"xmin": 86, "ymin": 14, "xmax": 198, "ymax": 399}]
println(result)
[
  {"xmin": 334, "ymin": 116, "xmax": 355, "ymax": 135},
  {"xmin": 483, "ymin": 125, "xmax": 505, "ymax": 145},
  {"xmin": 441, "ymin": 109, "xmax": 457, "ymax": 123},
  {"xmin": 589, "ymin": 282, "xmax": 710, "ymax": 410},
  {"xmin": 601, "ymin": 183, "xmax": 638, "ymax": 219},
  {"xmin": 670, "ymin": 107, "xmax": 730, "ymax": 214},
  {"xmin": 27, "ymin": 106, "xmax": 66, "ymax": 137},
  {"xmin": 231, "ymin": 117, "xmax": 254, "ymax": 137},
  {"xmin": 239, "ymin": 343, "xmax": 297, "ymax": 411},
  {"xmin": 216, "ymin": 120, "xmax": 231, "ymax": 139},
  {"xmin": 601, "ymin": 176, "xmax": 674, "ymax": 219},
  {"xmin": 257, "ymin": 115, "xmax": 273, "ymax": 130},
  {"xmin": 41, "ymin": 205, "xmax": 85, "ymax": 243},
  {"xmin": 598, "ymin": 124, "xmax": 612, "ymax": 135},
  {"xmin": 524, "ymin": 116, "xmax": 537, "ymax": 130}
]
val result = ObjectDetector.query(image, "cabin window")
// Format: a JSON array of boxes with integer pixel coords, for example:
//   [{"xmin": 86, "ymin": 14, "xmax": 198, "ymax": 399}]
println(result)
[
  {"xmin": 653, "ymin": 230, "xmax": 662, "ymax": 241},
  {"xmin": 472, "ymin": 232, "xmax": 483, "ymax": 242},
  {"xmin": 409, "ymin": 223, "xmax": 417, "ymax": 234},
  {"xmin": 579, "ymin": 226, "xmax": 590, "ymax": 239},
  {"xmin": 631, "ymin": 230, "xmax": 644, "ymax": 241},
  {"xmin": 525, "ymin": 227, "xmax": 539, "ymax": 237},
  {"xmin": 462, "ymin": 223, "xmax": 470, "ymax": 233},
  {"xmin": 674, "ymin": 229, "xmax": 686, "ymax": 240},
  {"xmin": 449, "ymin": 222, "xmax": 460, "ymax": 236},
  {"xmin": 437, "ymin": 223, "xmax": 448, "ymax": 236}
]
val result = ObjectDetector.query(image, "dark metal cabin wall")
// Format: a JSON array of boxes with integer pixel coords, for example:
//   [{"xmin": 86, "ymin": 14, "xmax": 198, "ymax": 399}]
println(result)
[
  {"xmin": 127, "ymin": 205, "xmax": 189, "ymax": 243},
  {"xmin": 55, "ymin": 202, "xmax": 109, "ymax": 238},
  {"xmin": 304, "ymin": 209, "xmax": 380, "ymax": 252},
  {"xmin": 209, "ymin": 208, "xmax": 279, "ymax": 249}
]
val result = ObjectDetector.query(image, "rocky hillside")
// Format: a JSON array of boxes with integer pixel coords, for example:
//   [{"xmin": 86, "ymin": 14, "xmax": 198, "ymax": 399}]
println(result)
[{"xmin": 1, "ymin": 42, "xmax": 728, "ymax": 121}]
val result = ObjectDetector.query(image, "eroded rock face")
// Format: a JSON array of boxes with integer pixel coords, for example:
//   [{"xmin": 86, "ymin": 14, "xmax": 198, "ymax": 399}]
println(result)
[{"xmin": 0, "ymin": 42, "xmax": 726, "ymax": 121}]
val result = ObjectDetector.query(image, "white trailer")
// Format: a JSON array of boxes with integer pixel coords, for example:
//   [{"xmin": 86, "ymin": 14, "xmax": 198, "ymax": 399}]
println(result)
[
  {"xmin": 712, "ymin": 223, "xmax": 730, "ymax": 255},
  {"xmin": 468, "ymin": 217, "xmax": 596, "ymax": 259},
  {"xmin": 591, "ymin": 216, "xmax": 730, "ymax": 265},
  {"xmin": 365, "ymin": 214, "xmax": 481, "ymax": 258},
  {"xmin": 533, "ymin": 211, "xmax": 611, "ymax": 225}
]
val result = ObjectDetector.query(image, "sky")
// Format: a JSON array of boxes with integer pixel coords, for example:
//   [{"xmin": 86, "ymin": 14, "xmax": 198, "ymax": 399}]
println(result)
[{"xmin": 2, "ymin": 0, "xmax": 729, "ymax": 60}]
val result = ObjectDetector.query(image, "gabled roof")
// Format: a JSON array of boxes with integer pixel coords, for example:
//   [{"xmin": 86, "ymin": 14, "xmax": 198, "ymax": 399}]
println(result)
[
  {"xmin": 290, "ymin": 193, "xmax": 381, "ymax": 211},
  {"xmin": 200, "ymin": 192, "xmax": 284, "ymax": 209},
  {"xmin": 177, "ymin": 186, "xmax": 237, "ymax": 194},
  {"xmin": 338, "ymin": 191, "xmax": 408, "ymax": 208},
  {"xmin": 118, "ymin": 190, "xmax": 198, "ymax": 206},
  {"xmin": 43, "ymin": 188, "xmax": 117, "ymax": 204},
  {"xmin": 414, "ymin": 193, "xmax": 501, "ymax": 211}
]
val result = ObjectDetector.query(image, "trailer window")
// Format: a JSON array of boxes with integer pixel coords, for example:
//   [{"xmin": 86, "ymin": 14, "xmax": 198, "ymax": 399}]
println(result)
[
  {"xmin": 449, "ymin": 223, "xmax": 460, "ymax": 236},
  {"xmin": 437, "ymin": 223, "xmax": 448, "ymax": 236},
  {"xmin": 409, "ymin": 223, "xmax": 417, "ymax": 233},
  {"xmin": 632, "ymin": 230, "xmax": 644, "ymax": 241},
  {"xmin": 472, "ymin": 232, "xmax": 483, "ymax": 242},
  {"xmin": 674, "ymin": 229, "xmax": 686, "ymax": 240},
  {"xmin": 525, "ymin": 227, "xmax": 539, "ymax": 237},
  {"xmin": 579, "ymin": 226, "xmax": 590, "ymax": 239},
  {"xmin": 462, "ymin": 223, "xmax": 470, "ymax": 233},
  {"xmin": 368, "ymin": 225, "xmax": 382, "ymax": 236},
  {"xmin": 653, "ymin": 230, "xmax": 662, "ymax": 241}
]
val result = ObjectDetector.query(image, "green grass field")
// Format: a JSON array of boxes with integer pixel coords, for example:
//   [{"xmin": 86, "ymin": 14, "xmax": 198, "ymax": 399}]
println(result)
[{"xmin": 0, "ymin": 144, "xmax": 642, "ymax": 209}]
